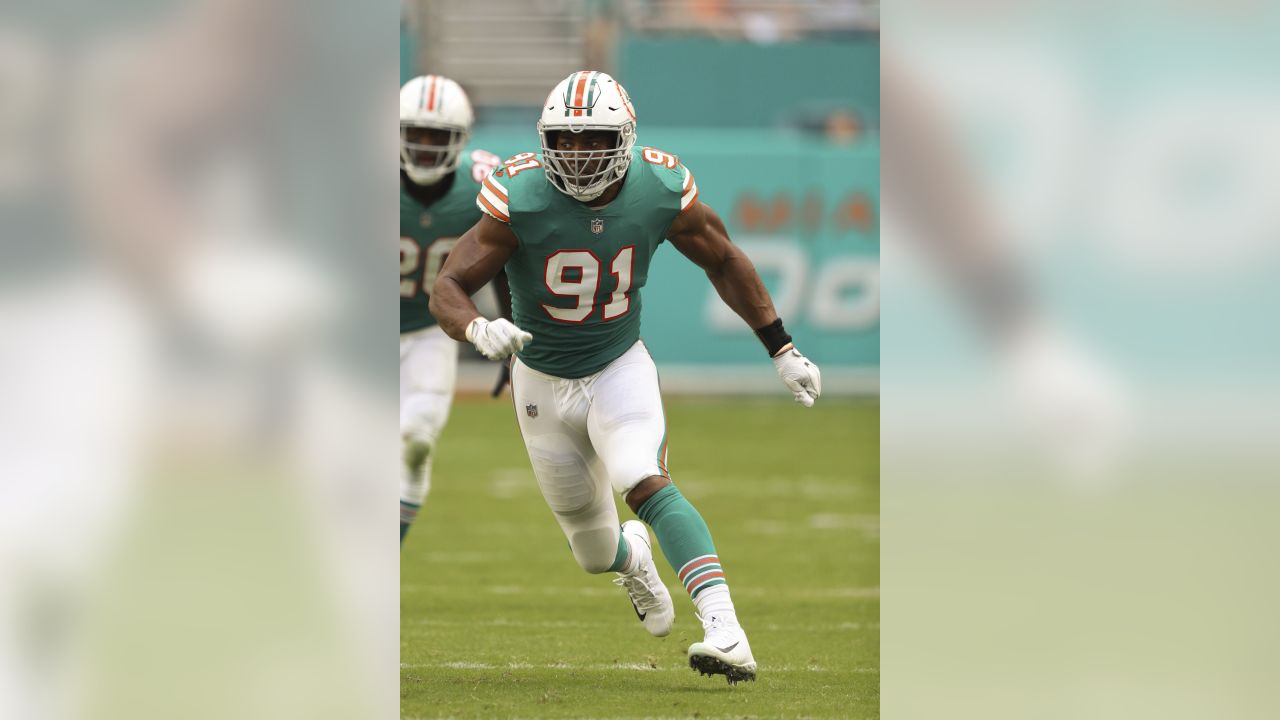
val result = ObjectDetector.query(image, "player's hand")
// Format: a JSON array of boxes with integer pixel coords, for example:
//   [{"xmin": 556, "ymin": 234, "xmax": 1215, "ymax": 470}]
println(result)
[
  {"xmin": 772, "ymin": 345, "xmax": 822, "ymax": 407},
  {"xmin": 490, "ymin": 358, "xmax": 512, "ymax": 398},
  {"xmin": 466, "ymin": 317, "xmax": 532, "ymax": 361}
]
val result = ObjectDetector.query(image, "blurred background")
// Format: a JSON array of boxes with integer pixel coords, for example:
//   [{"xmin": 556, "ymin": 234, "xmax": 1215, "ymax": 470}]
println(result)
[
  {"xmin": 10, "ymin": 0, "xmax": 1276, "ymax": 717},
  {"xmin": 1, "ymin": 1, "xmax": 399, "ymax": 718},
  {"xmin": 883, "ymin": 2, "xmax": 1280, "ymax": 719},
  {"xmin": 402, "ymin": 0, "xmax": 881, "ymax": 394}
]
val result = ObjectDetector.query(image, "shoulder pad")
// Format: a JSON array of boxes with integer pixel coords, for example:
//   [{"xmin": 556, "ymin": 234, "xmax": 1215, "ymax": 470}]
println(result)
[
  {"xmin": 638, "ymin": 146, "xmax": 698, "ymax": 213},
  {"xmin": 476, "ymin": 151, "xmax": 546, "ymax": 223}
]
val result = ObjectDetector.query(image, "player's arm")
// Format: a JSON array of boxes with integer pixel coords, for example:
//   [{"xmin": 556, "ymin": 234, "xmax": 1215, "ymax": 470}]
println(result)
[
  {"xmin": 667, "ymin": 200, "xmax": 822, "ymax": 406},
  {"xmin": 490, "ymin": 268, "xmax": 515, "ymax": 396},
  {"xmin": 429, "ymin": 214, "xmax": 532, "ymax": 360},
  {"xmin": 666, "ymin": 200, "xmax": 778, "ymax": 329}
]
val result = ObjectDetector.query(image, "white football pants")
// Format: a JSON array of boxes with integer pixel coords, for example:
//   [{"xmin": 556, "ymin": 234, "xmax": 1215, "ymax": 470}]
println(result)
[
  {"xmin": 511, "ymin": 340, "xmax": 669, "ymax": 574},
  {"xmin": 399, "ymin": 325, "xmax": 458, "ymax": 511}
]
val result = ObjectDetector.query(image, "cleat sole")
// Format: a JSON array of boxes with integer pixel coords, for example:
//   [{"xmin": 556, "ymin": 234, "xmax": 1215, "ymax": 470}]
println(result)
[{"xmin": 688, "ymin": 653, "xmax": 757, "ymax": 685}]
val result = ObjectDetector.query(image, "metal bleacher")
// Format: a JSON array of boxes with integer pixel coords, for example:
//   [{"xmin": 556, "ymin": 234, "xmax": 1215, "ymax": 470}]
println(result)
[{"xmin": 404, "ymin": 0, "xmax": 594, "ymax": 108}]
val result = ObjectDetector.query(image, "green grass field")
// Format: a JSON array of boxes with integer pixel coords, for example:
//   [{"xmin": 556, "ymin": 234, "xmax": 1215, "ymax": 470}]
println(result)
[{"xmin": 402, "ymin": 395, "xmax": 879, "ymax": 719}]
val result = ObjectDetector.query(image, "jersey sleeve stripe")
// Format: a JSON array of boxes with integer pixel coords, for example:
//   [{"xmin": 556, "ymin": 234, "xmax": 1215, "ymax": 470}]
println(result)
[
  {"xmin": 680, "ymin": 169, "xmax": 699, "ymax": 212},
  {"xmin": 483, "ymin": 175, "xmax": 509, "ymax": 203},
  {"xmin": 476, "ymin": 192, "xmax": 510, "ymax": 223},
  {"xmin": 680, "ymin": 184, "xmax": 699, "ymax": 212},
  {"xmin": 479, "ymin": 183, "xmax": 509, "ymax": 215},
  {"xmin": 479, "ymin": 184, "xmax": 510, "ymax": 218}
]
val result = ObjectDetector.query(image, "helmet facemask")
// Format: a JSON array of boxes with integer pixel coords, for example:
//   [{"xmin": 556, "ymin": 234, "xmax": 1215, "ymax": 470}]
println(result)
[
  {"xmin": 538, "ymin": 124, "xmax": 635, "ymax": 202},
  {"xmin": 400, "ymin": 122, "xmax": 469, "ymax": 185}
]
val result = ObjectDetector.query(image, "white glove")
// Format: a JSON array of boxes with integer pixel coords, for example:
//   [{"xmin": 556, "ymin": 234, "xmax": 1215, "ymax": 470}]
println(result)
[
  {"xmin": 465, "ymin": 318, "xmax": 533, "ymax": 361},
  {"xmin": 772, "ymin": 345, "xmax": 822, "ymax": 407}
]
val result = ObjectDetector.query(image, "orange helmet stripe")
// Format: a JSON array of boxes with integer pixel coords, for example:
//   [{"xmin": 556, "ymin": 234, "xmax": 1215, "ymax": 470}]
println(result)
[
  {"xmin": 425, "ymin": 75, "xmax": 438, "ymax": 111},
  {"xmin": 572, "ymin": 71, "xmax": 590, "ymax": 117}
]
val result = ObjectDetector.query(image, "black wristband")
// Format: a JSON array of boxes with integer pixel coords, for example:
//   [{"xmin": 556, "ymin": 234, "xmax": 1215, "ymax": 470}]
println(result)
[{"xmin": 753, "ymin": 318, "xmax": 792, "ymax": 357}]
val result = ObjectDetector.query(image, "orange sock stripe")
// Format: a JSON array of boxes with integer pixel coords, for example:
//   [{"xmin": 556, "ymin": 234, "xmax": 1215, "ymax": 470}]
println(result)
[
  {"xmin": 677, "ymin": 555, "xmax": 720, "ymax": 583},
  {"xmin": 686, "ymin": 572, "xmax": 726, "ymax": 595},
  {"xmin": 689, "ymin": 576, "xmax": 726, "ymax": 599},
  {"xmin": 683, "ymin": 567, "xmax": 723, "ymax": 589}
]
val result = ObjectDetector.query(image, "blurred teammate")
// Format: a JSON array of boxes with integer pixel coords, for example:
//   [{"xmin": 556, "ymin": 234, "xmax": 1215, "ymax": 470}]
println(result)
[
  {"xmin": 430, "ymin": 71, "xmax": 822, "ymax": 684},
  {"xmin": 399, "ymin": 75, "xmax": 504, "ymax": 544},
  {"xmin": 882, "ymin": 65, "xmax": 1127, "ymax": 476}
]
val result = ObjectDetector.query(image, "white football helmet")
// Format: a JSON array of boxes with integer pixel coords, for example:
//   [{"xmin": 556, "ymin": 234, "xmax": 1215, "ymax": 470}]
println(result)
[
  {"xmin": 400, "ymin": 75, "xmax": 474, "ymax": 185},
  {"xmin": 537, "ymin": 71, "xmax": 637, "ymax": 201}
]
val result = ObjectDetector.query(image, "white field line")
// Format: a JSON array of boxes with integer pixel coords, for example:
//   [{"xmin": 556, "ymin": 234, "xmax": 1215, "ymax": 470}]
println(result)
[
  {"xmin": 416, "ymin": 550, "xmax": 505, "ymax": 564},
  {"xmin": 407, "ymin": 618, "xmax": 879, "ymax": 632},
  {"xmin": 478, "ymin": 471, "xmax": 872, "ymax": 503},
  {"xmin": 409, "ymin": 708, "xmax": 882, "ymax": 720},
  {"xmin": 407, "ymin": 712, "xmax": 870, "ymax": 717},
  {"xmin": 409, "ymin": 716, "xmax": 867, "ymax": 720},
  {"xmin": 661, "ymin": 475, "xmax": 868, "ymax": 500},
  {"xmin": 740, "ymin": 515, "xmax": 880, "ymax": 537},
  {"xmin": 403, "ymin": 584, "xmax": 880, "ymax": 599},
  {"xmin": 408, "ymin": 618, "xmax": 602, "ymax": 629},
  {"xmin": 401, "ymin": 661, "xmax": 878, "ymax": 674}
]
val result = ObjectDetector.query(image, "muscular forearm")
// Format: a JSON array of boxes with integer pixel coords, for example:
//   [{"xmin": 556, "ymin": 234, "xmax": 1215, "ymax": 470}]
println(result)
[
  {"xmin": 706, "ymin": 252, "xmax": 778, "ymax": 330},
  {"xmin": 429, "ymin": 278, "xmax": 483, "ymax": 342}
]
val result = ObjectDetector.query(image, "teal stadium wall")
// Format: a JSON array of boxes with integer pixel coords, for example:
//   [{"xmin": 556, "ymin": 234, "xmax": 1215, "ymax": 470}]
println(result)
[
  {"xmin": 616, "ymin": 35, "xmax": 879, "ymax": 129},
  {"xmin": 400, "ymin": 15, "xmax": 416, "ymax": 85}
]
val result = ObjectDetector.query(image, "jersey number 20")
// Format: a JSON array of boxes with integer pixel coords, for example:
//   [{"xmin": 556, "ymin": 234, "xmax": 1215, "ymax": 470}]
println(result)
[
  {"xmin": 401, "ymin": 237, "xmax": 458, "ymax": 299},
  {"xmin": 543, "ymin": 247, "xmax": 634, "ymax": 323}
]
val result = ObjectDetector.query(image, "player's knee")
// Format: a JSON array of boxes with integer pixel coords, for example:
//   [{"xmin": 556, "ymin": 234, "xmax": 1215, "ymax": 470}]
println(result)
[
  {"xmin": 624, "ymin": 474, "xmax": 671, "ymax": 513},
  {"xmin": 568, "ymin": 526, "xmax": 620, "ymax": 574},
  {"xmin": 401, "ymin": 432, "xmax": 436, "ymax": 472},
  {"xmin": 607, "ymin": 457, "xmax": 663, "ymax": 498}
]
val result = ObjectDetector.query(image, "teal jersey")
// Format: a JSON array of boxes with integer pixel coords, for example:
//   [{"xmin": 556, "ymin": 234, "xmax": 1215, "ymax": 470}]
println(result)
[
  {"xmin": 477, "ymin": 146, "xmax": 700, "ymax": 378},
  {"xmin": 401, "ymin": 149, "xmax": 501, "ymax": 334}
]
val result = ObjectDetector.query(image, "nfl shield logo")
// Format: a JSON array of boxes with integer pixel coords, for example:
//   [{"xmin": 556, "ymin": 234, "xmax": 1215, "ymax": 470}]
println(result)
[
  {"xmin": 525, "ymin": 403, "xmax": 538, "ymax": 418},
  {"xmin": 590, "ymin": 217, "xmax": 604, "ymax": 235}
]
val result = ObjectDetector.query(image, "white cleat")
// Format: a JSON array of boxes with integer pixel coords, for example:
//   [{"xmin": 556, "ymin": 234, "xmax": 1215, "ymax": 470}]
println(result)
[
  {"xmin": 613, "ymin": 520, "xmax": 675, "ymax": 637},
  {"xmin": 688, "ymin": 613, "xmax": 757, "ymax": 685}
]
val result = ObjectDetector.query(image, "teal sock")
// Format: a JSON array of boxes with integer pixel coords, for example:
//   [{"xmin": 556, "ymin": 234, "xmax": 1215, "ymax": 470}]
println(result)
[
  {"xmin": 606, "ymin": 528, "xmax": 630, "ymax": 573},
  {"xmin": 400, "ymin": 501, "xmax": 420, "ymax": 545},
  {"xmin": 637, "ymin": 485, "xmax": 727, "ymax": 600}
]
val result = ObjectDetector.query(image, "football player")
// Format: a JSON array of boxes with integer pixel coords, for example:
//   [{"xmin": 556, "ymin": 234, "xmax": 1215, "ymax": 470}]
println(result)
[
  {"xmin": 429, "ymin": 71, "xmax": 822, "ymax": 684},
  {"xmin": 399, "ymin": 74, "xmax": 505, "ymax": 544}
]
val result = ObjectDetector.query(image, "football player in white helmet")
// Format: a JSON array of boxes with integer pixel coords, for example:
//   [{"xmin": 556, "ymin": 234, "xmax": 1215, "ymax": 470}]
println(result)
[
  {"xmin": 400, "ymin": 74, "xmax": 474, "ymax": 187},
  {"xmin": 398, "ymin": 75, "xmax": 507, "ymax": 545},
  {"xmin": 431, "ymin": 70, "xmax": 824, "ymax": 684},
  {"xmin": 535, "ymin": 73, "xmax": 638, "ymax": 201}
]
